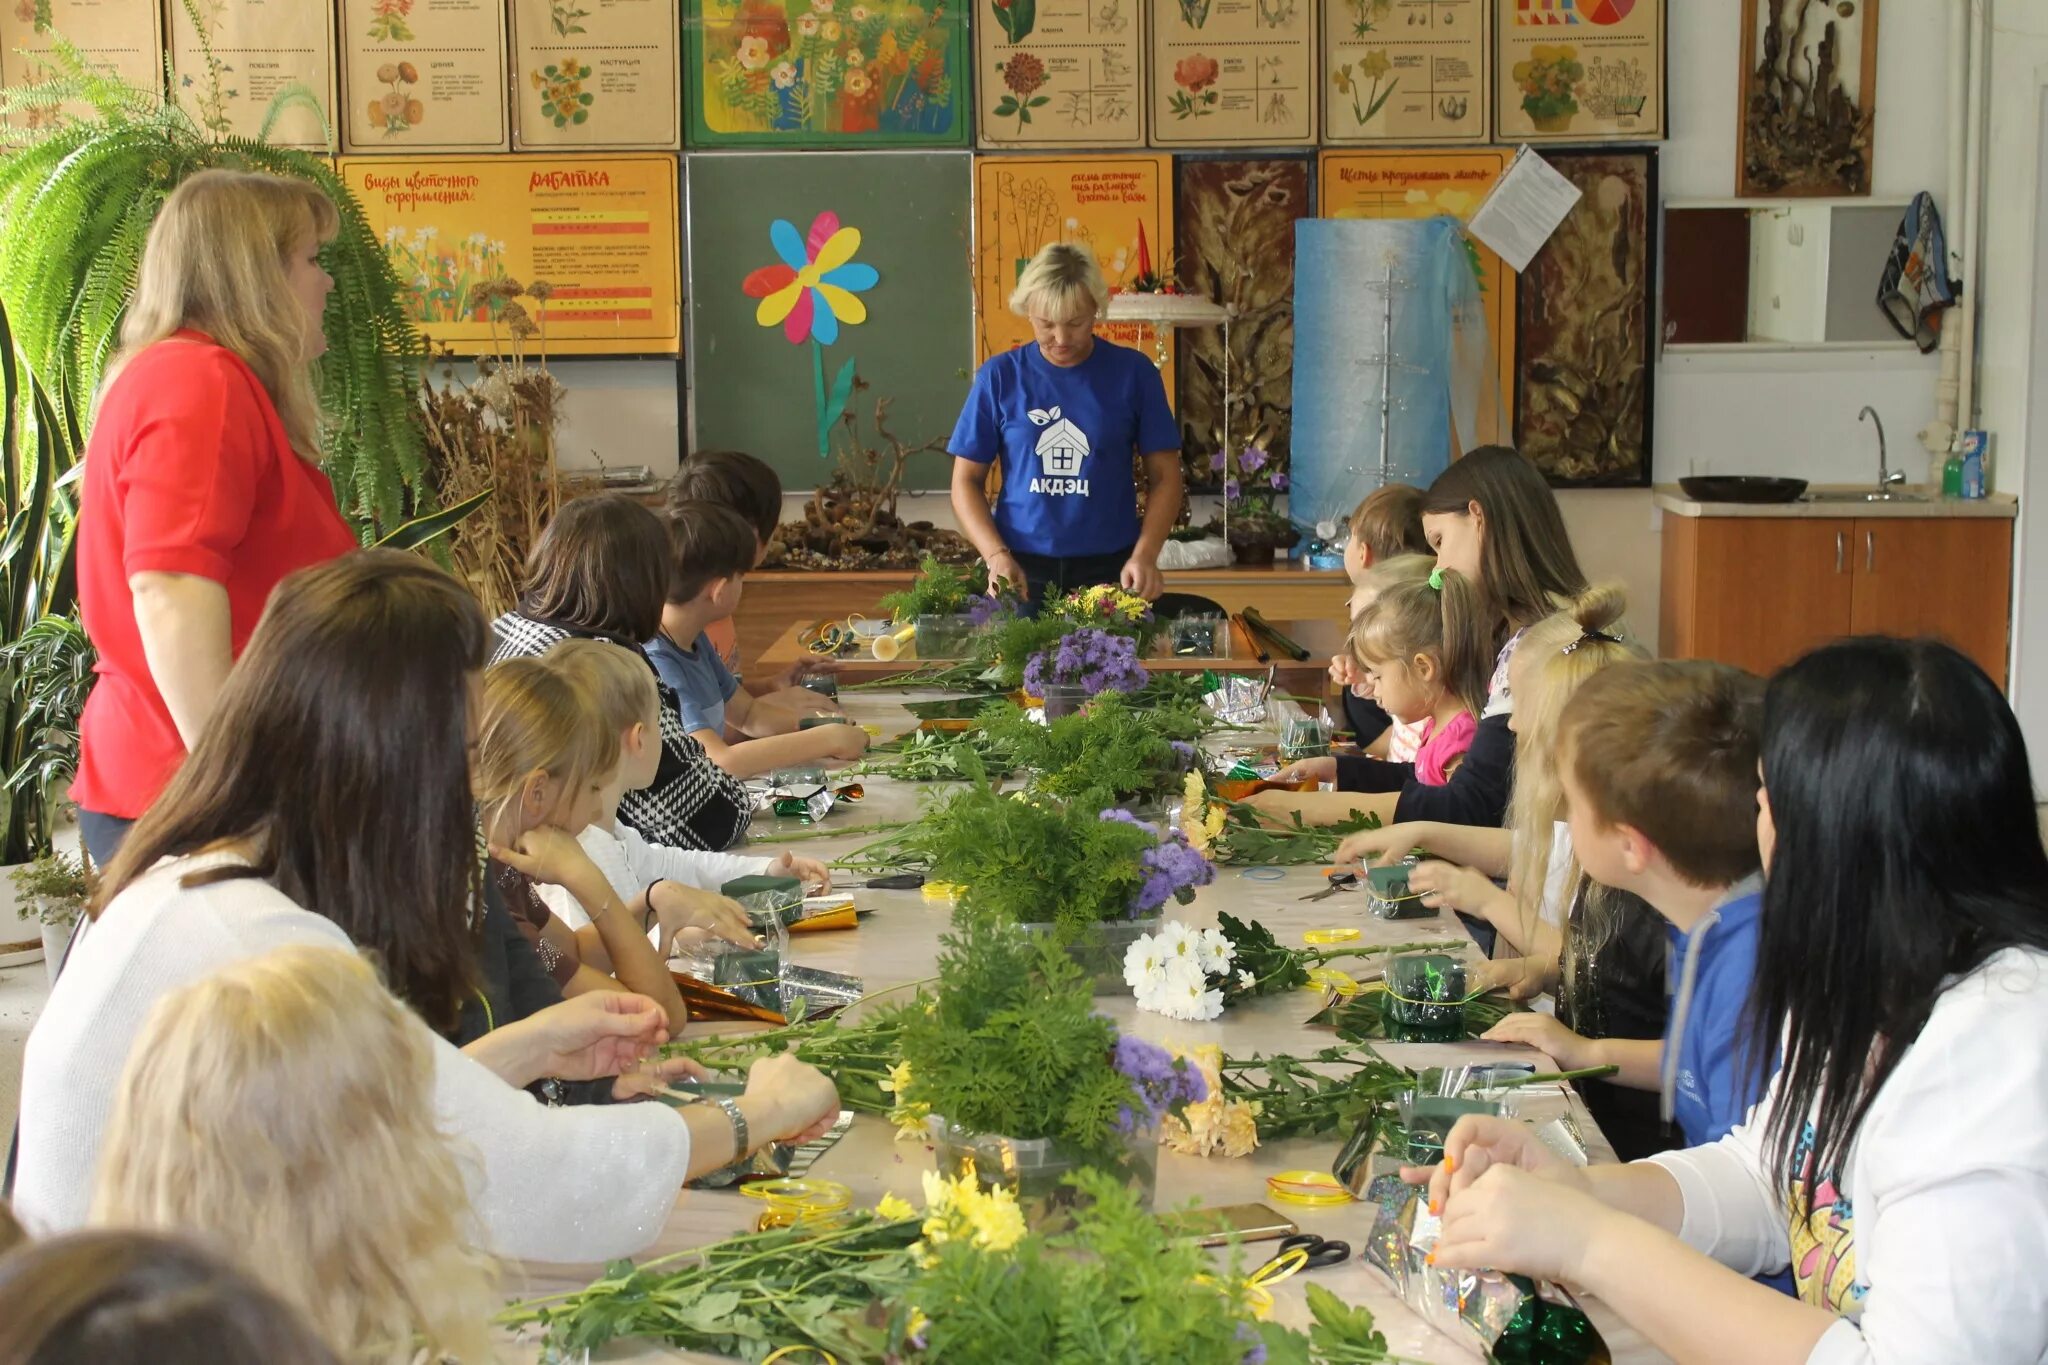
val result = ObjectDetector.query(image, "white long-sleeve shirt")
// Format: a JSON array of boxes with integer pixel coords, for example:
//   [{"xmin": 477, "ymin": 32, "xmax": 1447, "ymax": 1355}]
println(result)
[
  {"xmin": 14, "ymin": 853, "xmax": 693, "ymax": 1263},
  {"xmin": 1645, "ymin": 946, "xmax": 2048, "ymax": 1364},
  {"xmin": 537, "ymin": 820, "xmax": 771, "ymax": 932}
]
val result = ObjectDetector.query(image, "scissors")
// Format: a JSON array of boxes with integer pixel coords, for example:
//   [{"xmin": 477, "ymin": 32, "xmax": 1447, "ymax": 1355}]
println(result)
[
  {"xmin": 1255, "ymin": 1232, "xmax": 1351, "ymax": 1280},
  {"xmin": 1300, "ymin": 870, "xmax": 1359, "ymax": 903}
]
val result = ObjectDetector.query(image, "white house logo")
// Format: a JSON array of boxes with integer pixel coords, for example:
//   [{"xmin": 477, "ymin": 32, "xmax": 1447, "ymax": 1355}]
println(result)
[{"xmin": 1027, "ymin": 406, "xmax": 1090, "ymax": 496}]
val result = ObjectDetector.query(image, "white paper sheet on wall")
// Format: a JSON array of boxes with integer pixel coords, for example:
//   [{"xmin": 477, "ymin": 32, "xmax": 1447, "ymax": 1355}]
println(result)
[{"xmin": 1467, "ymin": 146, "xmax": 1585, "ymax": 274}]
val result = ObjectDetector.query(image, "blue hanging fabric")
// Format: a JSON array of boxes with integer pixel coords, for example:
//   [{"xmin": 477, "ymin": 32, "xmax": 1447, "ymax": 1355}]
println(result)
[{"xmin": 1289, "ymin": 215, "xmax": 1502, "ymax": 530}]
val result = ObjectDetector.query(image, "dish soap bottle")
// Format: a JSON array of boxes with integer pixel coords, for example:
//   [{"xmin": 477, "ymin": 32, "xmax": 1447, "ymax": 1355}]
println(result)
[{"xmin": 1942, "ymin": 442, "xmax": 1964, "ymax": 499}]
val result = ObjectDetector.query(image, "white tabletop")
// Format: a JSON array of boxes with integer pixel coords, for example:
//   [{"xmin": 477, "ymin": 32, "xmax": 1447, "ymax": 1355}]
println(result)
[{"xmin": 503, "ymin": 692, "xmax": 1668, "ymax": 1364}]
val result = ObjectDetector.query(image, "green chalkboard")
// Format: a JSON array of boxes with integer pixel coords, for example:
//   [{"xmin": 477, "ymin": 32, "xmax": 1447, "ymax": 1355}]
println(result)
[{"xmin": 686, "ymin": 151, "xmax": 974, "ymax": 493}]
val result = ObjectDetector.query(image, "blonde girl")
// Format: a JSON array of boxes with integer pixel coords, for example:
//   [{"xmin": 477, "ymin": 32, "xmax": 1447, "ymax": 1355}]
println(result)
[
  {"xmin": 74, "ymin": 169, "xmax": 359, "ymax": 867},
  {"xmin": 478, "ymin": 658, "xmax": 692, "ymax": 1032},
  {"xmin": 92, "ymin": 945, "xmax": 498, "ymax": 1364},
  {"xmin": 1302, "ymin": 554, "xmax": 1433, "ymax": 774},
  {"xmin": 1347, "ymin": 569, "xmax": 1490, "ymax": 786}
]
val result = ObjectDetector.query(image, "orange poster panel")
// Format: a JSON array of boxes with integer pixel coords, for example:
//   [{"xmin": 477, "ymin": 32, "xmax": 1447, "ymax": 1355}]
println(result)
[
  {"xmin": 1317, "ymin": 146, "xmax": 1514, "ymax": 435},
  {"xmin": 339, "ymin": 153, "xmax": 681, "ymax": 356},
  {"xmin": 972, "ymin": 153, "xmax": 1175, "ymax": 397}
]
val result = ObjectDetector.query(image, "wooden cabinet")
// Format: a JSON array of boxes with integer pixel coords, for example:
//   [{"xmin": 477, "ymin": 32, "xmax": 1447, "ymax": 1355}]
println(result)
[{"xmin": 1660, "ymin": 514, "xmax": 2013, "ymax": 686}]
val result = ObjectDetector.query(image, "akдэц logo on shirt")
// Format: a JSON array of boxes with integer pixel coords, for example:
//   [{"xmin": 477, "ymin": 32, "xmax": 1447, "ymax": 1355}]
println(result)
[{"xmin": 1027, "ymin": 406, "xmax": 1090, "ymax": 496}]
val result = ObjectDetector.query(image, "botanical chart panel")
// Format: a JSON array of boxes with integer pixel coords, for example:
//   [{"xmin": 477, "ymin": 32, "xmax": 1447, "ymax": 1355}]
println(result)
[
  {"xmin": 1514, "ymin": 149, "xmax": 1657, "ymax": 487},
  {"xmin": 1317, "ymin": 147, "xmax": 1512, "ymax": 438},
  {"xmin": 341, "ymin": 0, "xmax": 512, "ymax": 151},
  {"xmin": 0, "ymin": 0, "xmax": 162, "ymax": 129},
  {"xmin": 1148, "ymin": 0, "xmax": 1317, "ymax": 146},
  {"xmin": 687, "ymin": 152, "xmax": 974, "ymax": 490},
  {"xmin": 1174, "ymin": 157, "xmax": 1309, "ymax": 485},
  {"xmin": 1324, "ymin": 0, "xmax": 1487, "ymax": 144},
  {"xmin": 974, "ymin": 0, "xmax": 1145, "ymax": 147},
  {"xmin": 972, "ymin": 154, "xmax": 1175, "ymax": 399},
  {"xmin": 169, "ymin": 0, "xmax": 337, "ymax": 149},
  {"xmin": 341, "ymin": 153, "xmax": 682, "ymax": 355},
  {"xmin": 511, "ymin": 0, "xmax": 682, "ymax": 148},
  {"xmin": 1494, "ymin": 0, "xmax": 1663, "ymax": 143},
  {"xmin": 685, "ymin": 0, "xmax": 969, "ymax": 146}
]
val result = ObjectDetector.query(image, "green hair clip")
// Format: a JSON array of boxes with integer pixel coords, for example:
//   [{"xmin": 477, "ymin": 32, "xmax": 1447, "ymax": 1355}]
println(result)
[{"xmin": 1427, "ymin": 568, "xmax": 1444, "ymax": 592}]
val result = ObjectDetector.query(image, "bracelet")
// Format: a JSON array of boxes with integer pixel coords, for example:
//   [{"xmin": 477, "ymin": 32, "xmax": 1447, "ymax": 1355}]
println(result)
[
  {"xmin": 642, "ymin": 879, "xmax": 669, "ymax": 932},
  {"xmin": 988, "ymin": 547, "xmax": 1016, "ymax": 564},
  {"xmin": 714, "ymin": 1095, "xmax": 751, "ymax": 1157}
]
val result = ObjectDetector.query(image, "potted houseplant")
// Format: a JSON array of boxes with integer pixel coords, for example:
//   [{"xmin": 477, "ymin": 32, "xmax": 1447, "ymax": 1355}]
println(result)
[
  {"xmin": 897, "ymin": 917, "xmax": 1206, "ymax": 1228},
  {"xmin": 1513, "ymin": 43, "xmax": 1583, "ymax": 134},
  {"xmin": 1208, "ymin": 444, "xmax": 1300, "ymax": 565},
  {"xmin": 11, "ymin": 850, "xmax": 89, "ymax": 984}
]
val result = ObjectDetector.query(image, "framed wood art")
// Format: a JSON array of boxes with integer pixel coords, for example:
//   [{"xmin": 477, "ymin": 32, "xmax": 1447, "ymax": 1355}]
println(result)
[
  {"xmin": 1324, "ymin": 0, "xmax": 1488, "ymax": 145},
  {"xmin": 1737, "ymin": 0, "xmax": 1879, "ymax": 197},
  {"xmin": 1493, "ymin": 0, "xmax": 1663, "ymax": 143}
]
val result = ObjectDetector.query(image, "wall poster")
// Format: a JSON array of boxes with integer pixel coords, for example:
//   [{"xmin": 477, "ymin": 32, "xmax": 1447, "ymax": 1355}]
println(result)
[
  {"xmin": 1147, "ymin": 0, "xmax": 1317, "ymax": 147},
  {"xmin": 0, "ymin": 0, "xmax": 162, "ymax": 128},
  {"xmin": 340, "ymin": 0, "xmax": 511, "ymax": 152},
  {"xmin": 169, "ymin": 0, "xmax": 337, "ymax": 150},
  {"xmin": 1324, "ymin": 0, "xmax": 1487, "ymax": 145},
  {"xmin": 511, "ymin": 0, "xmax": 682, "ymax": 149},
  {"xmin": 340, "ymin": 152, "xmax": 681, "ymax": 355},
  {"xmin": 1493, "ymin": 0, "xmax": 1662, "ymax": 143},
  {"xmin": 973, "ymin": 0, "xmax": 1145, "ymax": 147}
]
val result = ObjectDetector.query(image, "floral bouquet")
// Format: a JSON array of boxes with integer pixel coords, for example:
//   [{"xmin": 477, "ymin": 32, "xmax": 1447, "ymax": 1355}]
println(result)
[
  {"xmin": 1123, "ymin": 920, "xmax": 1243, "ymax": 1022},
  {"xmin": 1102, "ymin": 808, "xmax": 1217, "ymax": 914},
  {"xmin": 1022, "ymin": 627, "xmax": 1149, "ymax": 702}
]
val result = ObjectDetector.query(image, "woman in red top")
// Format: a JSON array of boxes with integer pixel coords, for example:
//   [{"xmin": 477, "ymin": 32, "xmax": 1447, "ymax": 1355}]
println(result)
[{"xmin": 73, "ymin": 170, "xmax": 360, "ymax": 865}]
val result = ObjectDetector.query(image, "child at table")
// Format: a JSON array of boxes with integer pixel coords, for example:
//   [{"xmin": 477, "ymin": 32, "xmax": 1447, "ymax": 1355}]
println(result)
[
  {"xmin": 667, "ymin": 448, "xmax": 843, "ymax": 728},
  {"xmin": 1350, "ymin": 570, "xmax": 1488, "ymax": 785},
  {"xmin": 1483, "ymin": 658, "xmax": 1771, "ymax": 1157},
  {"xmin": 1418, "ymin": 638, "xmax": 2048, "ymax": 1360},
  {"xmin": 649, "ymin": 500, "xmax": 870, "ymax": 779},
  {"xmin": 477, "ymin": 656, "xmax": 694, "ymax": 1033},
  {"xmin": 539, "ymin": 638, "xmax": 832, "ymax": 958},
  {"xmin": 91, "ymin": 944, "xmax": 497, "ymax": 1365},
  {"xmin": 1333, "ymin": 484, "xmax": 1430, "ymax": 752}
]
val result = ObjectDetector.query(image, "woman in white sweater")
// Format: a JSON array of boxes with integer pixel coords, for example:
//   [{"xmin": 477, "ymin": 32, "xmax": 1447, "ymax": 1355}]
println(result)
[
  {"xmin": 13, "ymin": 551, "xmax": 840, "ymax": 1261},
  {"xmin": 1416, "ymin": 637, "xmax": 2048, "ymax": 1364}
]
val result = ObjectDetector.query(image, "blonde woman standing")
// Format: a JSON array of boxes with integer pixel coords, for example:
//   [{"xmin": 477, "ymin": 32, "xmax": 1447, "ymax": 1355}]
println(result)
[
  {"xmin": 93, "ymin": 945, "xmax": 498, "ymax": 1365},
  {"xmin": 948, "ymin": 243, "xmax": 1183, "ymax": 610},
  {"xmin": 72, "ymin": 170, "xmax": 358, "ymax": 865}
]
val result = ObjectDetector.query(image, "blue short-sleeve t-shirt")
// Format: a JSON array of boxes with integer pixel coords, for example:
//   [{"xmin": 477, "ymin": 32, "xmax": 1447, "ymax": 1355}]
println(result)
[
  {"xmin": 645, "ymin": 631, "xmax": 739, "ymax": 738},
  {"xmin": 948, "ymin": 337, "xmax": 1179, "ymax": 558}
]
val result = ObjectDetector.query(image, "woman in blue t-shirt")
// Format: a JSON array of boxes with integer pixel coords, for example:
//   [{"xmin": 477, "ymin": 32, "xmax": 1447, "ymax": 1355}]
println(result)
[{"xmin": 947, "ymin": 243, "xmax": 1183, "ymax": 609}]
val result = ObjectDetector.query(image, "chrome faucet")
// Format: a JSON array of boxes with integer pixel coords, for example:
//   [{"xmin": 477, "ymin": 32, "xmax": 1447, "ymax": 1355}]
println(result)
[{"xmin": 1862, "ymin": 407, "xmax": 1904, "ymax": 490}]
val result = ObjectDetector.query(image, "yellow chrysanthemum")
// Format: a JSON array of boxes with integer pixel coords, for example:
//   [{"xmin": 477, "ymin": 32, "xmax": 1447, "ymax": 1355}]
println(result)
[
  {"xmin": 876, "ymin": 1193, "xmax": 917, "ymax": 1221},
  {"xmin": 917, "ymin": 1171, "xmax": 1026, "ymax": 1252},
  {"xmin": 959, "ymin": 1183, "xmax": 1026, "ymax": 1251},
  {"xmin": 1159, "ymin": 1044, "xmax": 1262, "ymax": 1159}
]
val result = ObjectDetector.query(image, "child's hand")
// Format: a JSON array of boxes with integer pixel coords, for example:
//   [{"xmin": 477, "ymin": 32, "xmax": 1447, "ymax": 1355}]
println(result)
[
  {"xmin": 1470, "ymin": 955, "xmax": 1554, "ymax": 1002},
  {"xmin": 650, "ymin": 881, "xmax": 758, "ymax": 948},
  {"xmin": 1333, "ymin": 821, "xmax": 1426, "ymax": 867},
  {"xmin": 1409, "ymin": 859, "xmax": 1492, "ymax": 915},
  {"xmin": 1431, "ymin": 1163, "xmax": 1615, "ymax": 1286},
  {"xmin": 819, "ymin": 723, "xmax": 871, "ymax": 762},
  {"xmin": 492, "ymin": 826, "xmax": 602, "ymax": 892},
  {"xmin": 1272, "ymin": 755, "xmax": 1337, "ymax": 785},
  {"xmin": 1328, "ymin": 653, "xmax": 1364, "ymax": 691},
  {"xmin": 769, "ymin": 852, "xmax": 832, "ymax": 892},
  {"xmin": 1481, "ymin": 1012, "xmax": 1597, "ymax": 1071}
]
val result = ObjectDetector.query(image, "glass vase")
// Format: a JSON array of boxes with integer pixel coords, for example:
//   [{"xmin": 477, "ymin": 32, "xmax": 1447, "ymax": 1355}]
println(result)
[
  {"xmin": 1385, "ymin": 952, "xmax": 1469, "ymax": 1042},
  {"xmin": 1040, "ymin": 682, "xmax": 1089, "ymax": 719},
  {"xmin": 1019, "ymin": 915, "xmax": 1161, "ymax": 994},
  {"xmin": 915, "ymin": 613, "xmax": 977, "ymax": 659},
  {"xmin": 927, "ymin": 1115, "xmax": 1159, "ymax": 1233}
]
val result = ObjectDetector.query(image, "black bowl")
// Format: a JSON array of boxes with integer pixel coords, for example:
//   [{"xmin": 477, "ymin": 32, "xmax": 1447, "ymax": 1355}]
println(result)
[{"xmin": 1678, "ymin": 476, "xmax": 1809, "ymax": 505}]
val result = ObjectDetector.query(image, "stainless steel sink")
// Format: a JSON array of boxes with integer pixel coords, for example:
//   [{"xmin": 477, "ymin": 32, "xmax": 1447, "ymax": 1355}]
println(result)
[{"xmin": 1799, "ymin": 490, "xmax": 1932, "ymax": 504}]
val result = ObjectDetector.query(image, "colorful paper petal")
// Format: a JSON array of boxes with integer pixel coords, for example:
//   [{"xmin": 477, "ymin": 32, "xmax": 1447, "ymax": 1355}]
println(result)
[
  {"xmin": 815, "ymin": 283, "xmax": 869, "ymax": 327},
  {"xmin": 813, "ymin": 226, "xmax": 862, "ymax": 274},
  {"xmin": 769, "ymin": 219, "xmax": 809, "ymax": 272},
  {"xmin": 742, "ymin": 263, "xmax": 798, "ymax": 298},
  {"xmin": 808, "ymin": 290, "xmax": 840, "ymax": 345},
  {"xmin": 820, "ymin": 263, "xmax": 878, "ymax": 293},
  {"xmin": 779, "ymin": 286, "xmax": 814, "ymax": 343},
  {"xmin": 807, "ymin": 211, "xmax": 841, "ymax": 257},
  {"xmin": 756, "ymin": 280, "xmax": 804, "ymax": 329}
]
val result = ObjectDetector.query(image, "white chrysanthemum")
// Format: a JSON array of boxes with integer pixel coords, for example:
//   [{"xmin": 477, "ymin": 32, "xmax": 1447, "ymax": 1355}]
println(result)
[
  {"xmin": 1195, "ymin": 927, "xmax": 1232, "ymax": 975},
  {"xmin": 1123, "ymin": 933, "xmax": 1165, "ymax": 993},
  {"xmin": 1236, "ymin": 969, "xmax": 1255, "ymax": 990},
  {"xmin": 1157, "ymin": 920, "xmax": 1200, "ymax": 964}
]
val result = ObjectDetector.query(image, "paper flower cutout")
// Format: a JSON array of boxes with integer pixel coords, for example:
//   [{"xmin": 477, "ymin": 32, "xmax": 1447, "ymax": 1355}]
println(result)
[{"xmin": 742, "ymin": 212, "xmax": 879, "ymax": 346}]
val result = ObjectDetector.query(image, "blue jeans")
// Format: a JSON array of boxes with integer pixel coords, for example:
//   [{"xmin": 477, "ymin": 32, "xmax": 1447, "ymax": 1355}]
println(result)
[
  {"xmin": 78, "ymin": 809, "xmax": 135, "ymax": 868},
  {"xmin": 1011, "ymin": 544, "xmax": 1133, "ymax": 615}
]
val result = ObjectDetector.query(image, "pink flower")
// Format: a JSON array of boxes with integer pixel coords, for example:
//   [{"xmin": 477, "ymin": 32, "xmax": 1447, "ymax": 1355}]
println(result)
[{"xmin": 1174, "ymin": 54, "xmax": 1219, "ymax": 93}]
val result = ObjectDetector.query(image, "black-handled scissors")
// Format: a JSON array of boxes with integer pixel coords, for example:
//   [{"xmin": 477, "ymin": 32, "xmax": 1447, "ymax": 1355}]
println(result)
[
  {"xmin": 1257, "ymin": 1232, "xmax": 1351, "ymax": 1278},
  {"xmin": 862, "ymin": 872, "xmax": 925, "ymax": 890}
]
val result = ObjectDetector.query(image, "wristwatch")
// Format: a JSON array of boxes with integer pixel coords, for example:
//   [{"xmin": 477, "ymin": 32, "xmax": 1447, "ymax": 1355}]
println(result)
[{"xmin": 714, "ymin": 1095, "xmax": 750, "ymax": 1157}]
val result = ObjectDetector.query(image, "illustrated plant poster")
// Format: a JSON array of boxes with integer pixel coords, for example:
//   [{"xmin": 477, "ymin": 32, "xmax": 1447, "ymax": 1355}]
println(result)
[
  {"xmin": 1494, "ymin": 0, "xmax": 1663, "ymax": 142},
  {"xmin": 685, "ymin": 0, "xmax": 969, "ymax": 146},
  {"xmin": 687, "ymin": 153, "xmax": 973, "ymax": 491},
  {"xmin": 973, "ymin": 0, "xmax": 1145, "ymax": 148},
  {"xmin": 0, "ymin": 0, "xmax": 162, "ymax": 129},
  {"xmin": 972, "ymin": 154, "xmax": 1175, "ymax": 398},
  {"xmin": 512, "ymin": 0, "xmax": 681, "ymax": 148},
  {"xmin": 1324, "ymin": 0, "xmax": 1487, "ymax": 144},
  {"xmin": 1147, "ymin": 0, "xmax": 1317, "ymax": 146},
  {"xmin": 341, "ymin": 0, "xmax": 511, "ymax": 151},
  {"xmin": 339, "ymin": 153, "xmax": 680, "ymax": 355},
  {"xmin": 1317, "ymin": 147, "xmax": 1513, "ymax": 444},
  {"xmin": 167, "ymin": 0, "xmax": 337, "ymax": 149}
]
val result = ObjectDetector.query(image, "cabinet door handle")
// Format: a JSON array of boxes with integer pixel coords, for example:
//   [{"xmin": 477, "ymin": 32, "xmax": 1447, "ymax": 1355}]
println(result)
[
  {"xmin": 1836, "ymin": 532, "xmax": 1845, "ymax": 574},
  {"xmin": 1866, "ymin": 531, "xmax": 1875, "ymax": 574}
]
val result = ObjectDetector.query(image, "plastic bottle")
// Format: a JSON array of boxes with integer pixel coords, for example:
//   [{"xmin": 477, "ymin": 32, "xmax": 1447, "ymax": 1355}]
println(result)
[
  {"xmin": 1942, "ymin": 445, "xmax": 1964, "ymax": 499},
  {"xmin": 1960, "ymin": 430, "xmax": 1988, "ymax": 500}
]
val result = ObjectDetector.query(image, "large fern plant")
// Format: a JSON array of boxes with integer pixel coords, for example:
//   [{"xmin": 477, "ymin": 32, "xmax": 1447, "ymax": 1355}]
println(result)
[{"xmin": 0, "ymin": 36, "xmax": 429, "ymax": 537}]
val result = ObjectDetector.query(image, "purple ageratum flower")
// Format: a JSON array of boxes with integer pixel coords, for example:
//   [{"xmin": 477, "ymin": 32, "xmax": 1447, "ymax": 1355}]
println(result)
[
  {"xmin": 1131, "ymin": 829, "xmax": 1216, "ymax": 913},
  {"xmin": 1113, "ymin": 1034, "xmax": 1209, "ymax": 1133},
  {"xmin": 966, "ymin": 593, "xmax": 1005, "ymax": 627},
  {"xmin": 1270, "ymin": 471, "xmax": 1289, "ymax": 492},
  {"xmin": 1237, "ymin": 1324, "xmax": 1268, "ymax": 1365},
  {"xmin": 1027, "ymin": 628, "xmax": 1148, "ymax": 696},
  {"xmin": 1100, "ymin": 808, "xmax": 1162, "ymax": 837},
  {"xmin": 1239, "ymin": 445, "xmax": 1269, "ymax": 474}
]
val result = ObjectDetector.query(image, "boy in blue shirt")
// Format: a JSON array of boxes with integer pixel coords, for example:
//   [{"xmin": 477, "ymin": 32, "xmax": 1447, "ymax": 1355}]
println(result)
[
  {"xmin": 1482, "ymin": 658, "xmax": 1770, "ymax": 1150},
  {"xmin": 648, "ymin": 500, "xmax": 869, "ymax": 779}
]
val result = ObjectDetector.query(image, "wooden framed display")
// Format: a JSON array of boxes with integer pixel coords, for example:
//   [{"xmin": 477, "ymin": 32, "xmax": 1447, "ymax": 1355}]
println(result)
[
  {"xmin": 685, "ymin": 0, "xmax": 969, "ymax": 147},
  {"xmin": 974, "ymin": 0, "xmax": 1145, "ymax": 147},
  {"xmin": 1147, "ymin": 0, "xmax": 1317, "ymax": 147},
  {"xmin": 1493, "ymin": 0, "xmax": 1663, "ymax": 143},
  {"xmin": 1324, "ymin": 0, "xmax": 1487, "ymax": 144},
  {"xmin": 972, "ymin": 154, "xmax": 1175, "ymax": 396},
  {"xmin": 0, "ymin": 0, "xmax": 161, "ymax": 128},
  {"xmin": 340, "ymin": 153, "xmax": 680, "ymax": 355},
  {"xmin": 169, "ymin": 0, "xmax": 337, "ymax": 150},
  {"xmin": 512, "ymin": 0, "xmax": 682, "ymax": 149},
  {"xmin": 1737, "ymin": 0, "xmax": 1878, "ymax": 197},
  {"xmin": 340, "ymin": 0, "xmax": 511, "ymax": 152},
  {"xmin": 1317, "ymin": 147, "xmax": 1514, "ymax": 434}
]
